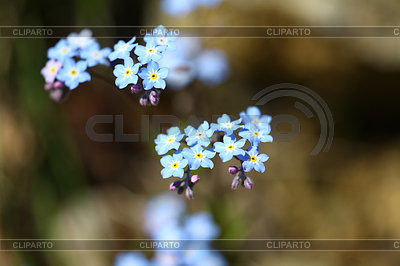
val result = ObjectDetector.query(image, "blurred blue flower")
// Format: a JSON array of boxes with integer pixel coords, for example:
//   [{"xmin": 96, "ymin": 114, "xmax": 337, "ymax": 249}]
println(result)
[
  {"xmin": 238, "ymin": 145, "xmax": 269, "ymax": 173},
  {"xmin": 114, "ymin": 192, "xmax": 229, "ymax": 266},
  {"xmin": 160, "ymin": 0, "xmax": 197, "ymax": 17},
  {"xmin": 66, "ymin": 29, "xmax": 95, "ymax": 50},
  {"xmin": 144, "ymin": 25, "xmax": 178, "ymax": 51},
  {"xmin": 157, "ymin": 52, "xmax": 196, "ymax": 90},
  {"xmin": 154, "ymin": 126, "xmax": 184, "ymax": 155},
  {"xmin": 191, "ymin": 251, "xmax": 228, "ymax": 266},
  {"xmin": 181, "ymin": 144, "xmax": 216, "ymax": 170},
  {"xmin": 184, "ymin": 212, "xmax": 220, "ymax": 240},
  {"xmin": 160, "ymin": 0, "xmax": 224, "ymax": 17},
  {"xmin": 114, "ymin": 252, "xmax": 149, "ymax": 266},
  {"xmin": 197, "ymin": 0, "xmax": 224, "ymax": 7},
  {"xmin": 113, "ymin": 57, "xmax": 140, "ymax": 89},
  {"xmin": 185, "ymin": 121, "xmax": 213, "ymax": 147},
  {"xmin": 238, "ymin": 123, "xmax": 273, "ymax": 146},
  {"xmin": 213, "ymin": 135, "xmax": 246, "ymax": 162},
  {"xmin": 134, "ymin": 38, "xmax": 165, "ymax": 64},
  {"xmin": 153, "ymin": 222, "xmax": 186, "ymax": 240},
  {"xmin": 144, "ymin": 193, "xmax": 186, "ymax": 236},
  {"xmin": 240, "ymin": 106, "xmax": 272, "ymax": 128},
  {"xmin": 160, "ymin": 153, "xmax": 188, "ymax": 179},
  {"xmin": 47, "ymin": 39, "xmax": 76, "ymax": 63},
  {"xmin": 152, "ymin": 250, "xmax": 183, "ymax": 266},
  {"xmin": 196, "ymin": 49, "xmax": 229, "ymax": 86},
  {"xmin": 211, "ymin": 114, "xmax": 242, "ymax": 135},
  {"xmin": 56, "ymin": 59, "xmax": 90, "ymax": 90},
  {"xmin": 108, "ymin": 37, "xmax": 137, "ymax": 61},
  {"xmin": 138, "ymin": 60, "xmax": 169, "ymax": 90},
  {"xmin": 80, "ymin": 42, "xmax": 112, "ymax": 67}
]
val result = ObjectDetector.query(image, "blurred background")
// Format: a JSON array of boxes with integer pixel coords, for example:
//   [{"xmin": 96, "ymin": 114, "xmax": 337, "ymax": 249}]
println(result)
[{"xmin": 1, "ymin": 0, "xmax": 400, "ymax": 265}]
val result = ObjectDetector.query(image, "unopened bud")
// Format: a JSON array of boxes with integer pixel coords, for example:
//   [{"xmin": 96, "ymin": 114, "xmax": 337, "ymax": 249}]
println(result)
[
  {"xmin": 190, "ymin": 175, "xmax": 200, "ymax": 184},
  {"xmin": 131, "ymin": 84, "xmax": 142, "ymax": 93},
  {"xmin": 243, "ymin": 177, "xmax": 253, "ymax": 189},
  {"xmin": 231, "ymin": 174, "xmax": 241, "ymax": 190},
  {"xmin": 53, "ymin": 81, "xmax": 64, "ymax": 89},
  {"xmin": 149, "ymin": 90, "xmax": 159, "ymax": 106},
  {"xmin": 44, "ymin": 83, "xmax": 53, "ymax": 90},
  {"xmin": 228, "ymin": 166, "xmax": 238, "ymax": 175},
  {"xmin": 49, "ymin": 86, "xmax": 69, "ymax": 102},
  {"xmin": 185, "ymin": 187, "xmax": 194, "ymax": 200},
  {"xmin": 139, "ymin": 95, "xmax": 150, "ymax": 106},
  {"xmin": 169, "ymin": 181, "xmax": 181, "ymax": 191}
]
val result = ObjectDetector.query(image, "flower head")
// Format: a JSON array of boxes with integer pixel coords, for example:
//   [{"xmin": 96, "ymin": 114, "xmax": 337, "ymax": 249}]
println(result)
[
  {"xmin": 66, "ymin": 29, "xmax": 95, "ymax": 50},
  {"xmin": 47, "ymin": 39, "xmax": 76, "ymax": 63},
  {"xmin": 240, "ymin": 106, "xmax": 272, "ymax": 128},
  {"xmin": 108, "ymin": 37, "xmax": 137, "ymax": 61},
  {"xmin": 134, "ymin": 38, "xmax": 166, "ymax": 64},
  {"xmin": 184, "ymin": 121, "xmax": 212, "ymax": 147},
  {"xmin": 196, "ymin": 49, "xmax": 229, "ymax": 86},
  {"xmin": 41, "ymin": 59, "xmax": 63, "ymax": 83},
  {"xmin": 184, "ymin": 212, "xmax": 220, "ymax": 240},
  {"xmin": 213, "ymin": 135, "xmax": 245, "ymax": 162},
  {"xmin": 154, "ymin": 127, "xmax": 184, "ymax": 155},
  {"xmin": 238, "ymin": 145, "xmax": 269, "ymax": 173},
  {"xmin": 160, "ymin": 0, "xmax": 197, "ymax": 17},
  {"xmin": 144, "ymin": 25, "xmax": 178, "ymax": 52},
  {"xmin": 181, "ymin": 144, "xmax": 216, "ymax": 170},
  {"xmin": 238, "ymin": 123, "xmax": 273, "ymax": 145},
  {"xmin": 138, "ymin": 60, "xmax": 169, "ymax": 90},
  {"xmin": 160, "ymin": 153, "xmax": 188, "ymax": 179},
  {"xmin": 113, "ymin": 57, "xmax": 141, "ymax": 89},
  {"xmin": 56, "ymin": 59, "xmax": 91, "ymax": 90},
  {"xmin": 80, "ymin": 42, "xmax": 112, "ymax": 67},
  {"xmin": 211, "ymin": 114, "xmax": 242, "ymax": 135}
]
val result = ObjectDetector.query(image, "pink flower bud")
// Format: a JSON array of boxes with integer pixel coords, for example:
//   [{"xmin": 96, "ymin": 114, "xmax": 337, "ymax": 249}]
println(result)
[
  {"xmin": 243, "ymin": 177, "xmax": 253, "ymax": 189},
  {"xmin": 185, "ymin": 187, "xmax": 194, "ymax": 199},
  {"xmin": 190, "ymin": 175, "xmax": 200, "ymax": 184},
  {"xmin": 228, "ymin": 166, "xmax": 238, "ymax": 174},
  {"xmin": 131, "ymin": 84, "xmax": 141, "ymax": 93}
]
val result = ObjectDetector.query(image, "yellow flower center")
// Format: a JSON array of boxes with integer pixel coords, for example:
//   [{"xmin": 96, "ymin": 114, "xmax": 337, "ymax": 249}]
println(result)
[
  {"xmin": 150, "ymin": 73, "xmax": 158, "ymax": 80},
  {"xmin": 227, "ymin": 145, "xmax": 234, "ymax": 150},
  {"xmin": 172, "ymin": 162, "xmax": 178, "ymax": 169},
  {"xmin": 250, "ymin": 156, "xmax": 257, "ymax": 162},
  {"xmin": 167, "ymin": 138, "xmax": 174, "ymax": 143},
  {"xmin": 196, "ymin": 153, "xmax": 203, "ymax": 159},
  {"xmin": 253, "ymin": 131, "xmax": 260, "ymax": 136},
  {"xmin": 125, "ymin": 69, "xmax": 131, "ymax": 76},
  {"xmin": 50, "ymin": 67, "xmax": 56, "ymax": 73},
  {"xmin": 70, "ymin": 69, "xmax": 77, "ymax": 76},
  {"xmin": 148, "ymin": 48, "xmax": 154, "ymax": 53},
  {"xmin": 61, "ymin": 48, "xmax": 68, "ymax": 54}
]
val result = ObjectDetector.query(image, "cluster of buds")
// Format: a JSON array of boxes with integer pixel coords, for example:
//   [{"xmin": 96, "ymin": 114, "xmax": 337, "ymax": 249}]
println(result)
[
  {"xmin": 169, "ymin": 174, "xmax": 200, "ymax": 200},
  {"xmin": 44, "ymin": 81, "xmax": 69, "ymax": 102},
  {"xmin": 132, "ymin": 85, "xmax": 160, "ymax": 107},
  {"xmin": 228, "ymin": 166, "xmax": 253, "ymax": 190}
]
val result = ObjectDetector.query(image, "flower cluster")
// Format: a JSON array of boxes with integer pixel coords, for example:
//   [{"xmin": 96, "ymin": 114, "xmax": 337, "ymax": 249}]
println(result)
[
  {"xmin": 160, "ymin": 0, "xmax": 225, "ymax": 17},
  {"xmin": 41, "ymin": 25, "xmax": 177, "ymax": 105},
  {"xmin": 114, "ymin": 193, "xmax": 228, "ymax": 266},
  {"xmin": 109, "ymin": 25, "xmax": 177, "ymax": 106},
  {"xmin": 157, "ymin": 36, "xmax": 229, "ymax": 90},
  {"xmin": 154, "ymin": 106, "xmax": 273, "ymax": 198},
  {"xmin": 41, "ymin": 29, "xmax": 111, "ymax": 101}
]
